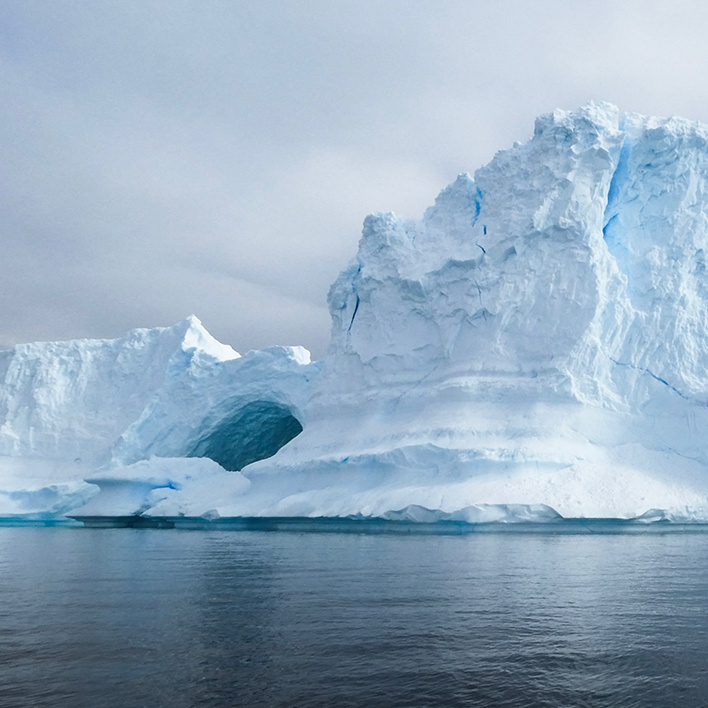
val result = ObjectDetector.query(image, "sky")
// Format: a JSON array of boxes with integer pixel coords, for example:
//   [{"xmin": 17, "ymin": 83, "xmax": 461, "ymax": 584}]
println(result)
[{"xmin": 2, "ymin": 0, "xmax": 708, "ymax": 358}]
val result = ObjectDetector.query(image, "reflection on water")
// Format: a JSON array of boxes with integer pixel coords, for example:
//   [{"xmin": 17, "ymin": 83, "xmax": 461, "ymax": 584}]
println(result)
[{"xmin": 0, "ymin": 529, "xmax": 707, "ymax": 707}]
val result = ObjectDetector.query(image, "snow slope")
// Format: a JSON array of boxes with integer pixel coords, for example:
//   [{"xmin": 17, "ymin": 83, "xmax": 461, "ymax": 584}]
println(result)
[{"xmin": 0, "ymin": 317, "xmax": 316, "ymax": 517}]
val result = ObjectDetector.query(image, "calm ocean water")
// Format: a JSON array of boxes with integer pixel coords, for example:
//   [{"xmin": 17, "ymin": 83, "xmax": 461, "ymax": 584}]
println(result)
[{"xmin": 1, "ymin": 528, "xmax": 707, "ymax": 707}]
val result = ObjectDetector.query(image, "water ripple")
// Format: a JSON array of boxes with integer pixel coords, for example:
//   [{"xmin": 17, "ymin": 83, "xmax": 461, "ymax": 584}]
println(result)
[{"xmin": 0, "ymin": 530, "xmax": 707, "ymax": 707}]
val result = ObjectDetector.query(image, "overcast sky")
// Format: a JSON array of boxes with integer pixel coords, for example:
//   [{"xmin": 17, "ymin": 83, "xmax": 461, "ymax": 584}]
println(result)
[{"xmin": 2, "ymin": 1, "xmax": 708, "ymax": 357}]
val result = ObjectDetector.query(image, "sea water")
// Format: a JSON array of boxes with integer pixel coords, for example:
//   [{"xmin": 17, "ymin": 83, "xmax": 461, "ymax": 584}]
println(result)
[{"xmin": 1, "ymin": 527, "xmax": 707, "ymax": 707}]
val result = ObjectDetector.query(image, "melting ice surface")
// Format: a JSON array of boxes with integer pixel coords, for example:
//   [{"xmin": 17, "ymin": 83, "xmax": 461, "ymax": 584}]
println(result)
[{"xmin": 6, "ymin": 102, "xmax": 708, "ymax": 524}]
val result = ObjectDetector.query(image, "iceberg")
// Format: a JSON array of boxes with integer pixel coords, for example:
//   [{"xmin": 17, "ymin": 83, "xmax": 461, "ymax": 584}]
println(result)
[
  {"xmin": 8, "ymin": 102, "xmax": 708, "ymax": 525},
  {"xmin": 0, "ymin": 317, "xmax": 316, "ymax": 518}
]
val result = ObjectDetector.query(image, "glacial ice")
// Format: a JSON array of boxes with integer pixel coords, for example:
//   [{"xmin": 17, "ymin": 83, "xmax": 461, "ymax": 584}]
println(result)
[{"xmin": 8, "ymin": 102, "xmax": 708, "ymax": 524}]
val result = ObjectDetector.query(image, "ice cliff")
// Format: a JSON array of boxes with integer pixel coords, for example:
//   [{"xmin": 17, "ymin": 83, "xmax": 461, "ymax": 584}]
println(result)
[{"xmin": 8, "ymin": 101, "xmax": 708, "ymax": 523}]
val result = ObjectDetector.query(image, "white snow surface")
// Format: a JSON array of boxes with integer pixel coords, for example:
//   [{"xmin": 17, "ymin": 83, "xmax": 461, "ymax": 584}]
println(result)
[{"xmin": 10, "ymin": 102, "xmax": 708, "ymax": 523}]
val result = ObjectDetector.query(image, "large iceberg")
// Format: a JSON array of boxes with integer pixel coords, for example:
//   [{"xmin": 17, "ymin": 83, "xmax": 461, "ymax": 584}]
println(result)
[
  {"xmin": 9, "ymin": 102, "xmax": 708, "ymax": 524},
  {"xmin": 175, "ymin": 102, "xmax": 705, "ymax": 523}
]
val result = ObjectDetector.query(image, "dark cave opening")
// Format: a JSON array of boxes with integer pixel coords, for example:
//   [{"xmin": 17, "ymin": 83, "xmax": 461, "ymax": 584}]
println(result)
[{"xmin": 187, "ymin": 400, "xmax": 303, "ymax": 471}]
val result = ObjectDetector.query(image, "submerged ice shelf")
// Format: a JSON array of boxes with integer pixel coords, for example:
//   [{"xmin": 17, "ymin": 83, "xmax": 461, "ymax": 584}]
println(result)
[
  {"xmin": 7, "ymin": 102, "xmax": 708, "ymax": 526},
  {"xmin": 71, "ymin": 514, "xmax": 708, "ymax": 534}
]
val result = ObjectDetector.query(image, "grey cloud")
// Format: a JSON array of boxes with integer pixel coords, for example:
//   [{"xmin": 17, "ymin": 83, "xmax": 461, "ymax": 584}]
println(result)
[{"xmin": 2, "ymin": 0, "xmax": 707, "ymax": 357}]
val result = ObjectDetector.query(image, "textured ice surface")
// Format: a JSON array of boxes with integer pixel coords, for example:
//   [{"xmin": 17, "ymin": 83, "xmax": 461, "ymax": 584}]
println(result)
[{"xmin": 11, "ymin": 102, "xmax": 708, "ymax": 523}]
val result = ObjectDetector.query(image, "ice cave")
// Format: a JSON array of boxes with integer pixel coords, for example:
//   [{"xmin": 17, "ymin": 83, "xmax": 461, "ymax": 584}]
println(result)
[{"xmin": 186, "ymin": 400, "xmax": 303, "ymax": 471}]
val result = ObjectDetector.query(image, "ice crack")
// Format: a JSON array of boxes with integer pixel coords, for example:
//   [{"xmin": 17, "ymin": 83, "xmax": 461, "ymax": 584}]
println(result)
[
  {"xmin": 347, "ymin": 295, "xmax": 360, "ymax": 333},
  {"xmin": 610, "ymin": 357, "xmax": 690, "ymax": 401}
]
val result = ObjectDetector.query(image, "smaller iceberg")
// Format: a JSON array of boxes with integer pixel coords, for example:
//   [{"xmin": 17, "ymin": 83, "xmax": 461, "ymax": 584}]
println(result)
[{"xmin": 0, "ymin": 317, "xmax": 317, "ymax": 519}]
